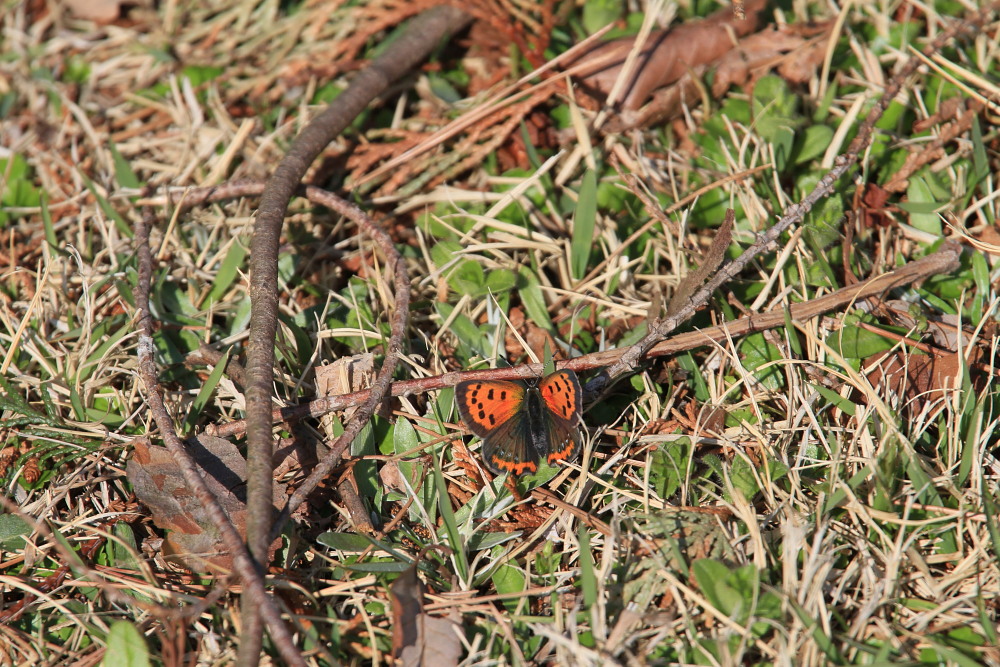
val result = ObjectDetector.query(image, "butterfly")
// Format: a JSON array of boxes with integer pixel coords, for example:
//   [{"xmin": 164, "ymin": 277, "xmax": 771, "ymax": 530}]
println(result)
[{"xmin": 455, "ymin": 369, "xmax": 583, "ymax": 476}]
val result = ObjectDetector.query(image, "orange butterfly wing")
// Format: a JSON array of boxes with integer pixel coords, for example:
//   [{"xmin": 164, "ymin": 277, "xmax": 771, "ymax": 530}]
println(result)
[
  {"xmin": 455, "ymin": 379, "xmax": 536, "ymax": 475},
  {"xmin": 455, "ymin": 380, "xmax": 525, "ymax": 439},
  {"xmin": 538, "ymin": 370, "xmax": 583, "ymax": 466}
]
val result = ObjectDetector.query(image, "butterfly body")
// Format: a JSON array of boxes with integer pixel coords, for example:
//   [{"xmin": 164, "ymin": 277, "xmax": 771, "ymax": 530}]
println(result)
[{"xmin": 455, "ymin": 370, "xmax": 583, "ymax": 476}]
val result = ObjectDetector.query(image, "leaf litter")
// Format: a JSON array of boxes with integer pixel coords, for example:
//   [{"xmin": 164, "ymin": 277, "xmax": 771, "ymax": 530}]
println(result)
[{"xmin": 1, "ymin": 0, "xmax": 999, "ymax": 664}]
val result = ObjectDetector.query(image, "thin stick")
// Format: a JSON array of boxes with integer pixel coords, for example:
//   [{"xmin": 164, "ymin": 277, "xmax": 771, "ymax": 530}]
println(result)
[
  {"xmin": 198, "ymin": 241, "xmax": 959, "ymax": 435},
  {"xmin": 239, "ymin": 7, "xmax": 470, "ymax": 661},
  {"xmin": 133, "ymin": 210, "xmax": 307, "ymax": 667},
  {"xmin": 268, "ymin": 187, "xmax": 411, "ymax": 540}
]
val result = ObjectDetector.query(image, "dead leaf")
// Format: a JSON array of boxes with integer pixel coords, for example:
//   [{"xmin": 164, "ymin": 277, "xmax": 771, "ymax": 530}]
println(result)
[
  {"xmin": 390, "ymin": 563, "xmax": 462, "ymax": 667},
  {"xmin": 569, "ymin": 0, "xmax": 768, "ymax": 111},
  {"xmin": 668, "ymin": 209, "xmax": 734, "ymax": 316},
  {"xmin": 864, "ymin": 350, "xmax": 964, "ymax": 406},
  {"xmin": 859, "ymin": 183, "xmax": 894, "ymax": 229},
  {"xmin": 878, "ymin": 301, "xmax": 968, "ymax": 351},
  {"xmin": 606, "ymin": 26, "xmax": 821, "ymax": 131},
  {"xmin": 315, "ymin": 353, "xmax": 380, "ymax": 533},
  {"xmin": 503, "ymin": 306, "xmax": 557, "ymax": 363},
  {"xmin": 379, "ymin": 460, "xmax": 405, "ymax": 492},
  {"xmin": 127, "ymin": 435, "xmax": 285, "ymax": 573},
  {"xmin": 64, "ymin": 0, "xmax": 124, "ymax": 23},
  {"xmin": 315, "ymin": 353, "xmax": 381, "ymax": 425}
]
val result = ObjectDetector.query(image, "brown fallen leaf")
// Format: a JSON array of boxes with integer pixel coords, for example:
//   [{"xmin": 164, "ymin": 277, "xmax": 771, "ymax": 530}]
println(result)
[
  {"xmin": 504, "ymin": 306, "xmax": 557, "ymax": 363},
  {"xmin": 864, "ymin": 349, "xmax": 969, "ymax": 408},
  {"xmin": 603, "ymin": 26, "xmax": 825, "ymax": 131},
  {"xmin": 127, "ymin": 435, "xmax": 285, "ymax": 573},
  {"xmin": 64, "ymin": 0, "xmax": 126, "ymax": 23},
  {"xmin": 859, "ymin": 182, "xmax": 895, "ymax": 229},
  {"xmin": 668, "ymin": 209, "xmax": 734, "ymax": 316},
  {"xmin": 569, "ymin": 0, "xmax": 768, "ymax": 111},
  {"xmin": 315, "ymin": 353, "xmax": 381, "ymax": 534},
  {"xmin": 390, "ymin": 560, "xmax": 462, "ymax": 667}
]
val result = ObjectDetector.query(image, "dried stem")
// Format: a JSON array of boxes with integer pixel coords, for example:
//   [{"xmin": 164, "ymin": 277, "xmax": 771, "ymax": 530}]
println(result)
[
  {"xmin": 190, "ymin": 240, "xmax": 959, "ymax": 434},
  {"xmin": 268, "ymin": 187, "xmax": 412, "ymax": 540},
  {"xmin": 239, "ymin": 7, "xmax": 470, "ymax": 660},
  {"xmin": 133, "ymin": 210, "xmax": 307, "ymax": 667}
]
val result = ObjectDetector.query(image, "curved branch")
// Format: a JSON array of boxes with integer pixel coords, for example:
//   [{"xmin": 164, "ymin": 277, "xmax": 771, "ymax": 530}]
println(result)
[{"xmin": 133, "ymin": 210, "xmax": 307, "ymax": 667}]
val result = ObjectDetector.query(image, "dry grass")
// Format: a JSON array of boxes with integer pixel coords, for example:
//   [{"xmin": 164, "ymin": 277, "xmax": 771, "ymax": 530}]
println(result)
[{"xmin": 1, "ymin": 0, "xmax": 999, "ymax": 665}]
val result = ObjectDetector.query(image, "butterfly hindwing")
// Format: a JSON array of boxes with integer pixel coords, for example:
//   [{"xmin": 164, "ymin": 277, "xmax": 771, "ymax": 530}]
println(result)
[{"xmin": 478, "ymin": 408, "xmax": 540, "ymax": 476}]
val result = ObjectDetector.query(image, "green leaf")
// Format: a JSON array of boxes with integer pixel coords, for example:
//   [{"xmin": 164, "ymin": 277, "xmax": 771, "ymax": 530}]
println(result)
[
  {"xmin": 782, "ymin": 307, "xmax": 802, "ymax": 356},
  {"xmin": 109, "ymin": 523, "xmax": 141, "ymax": 571},
  {"xmin": 571, "ymin": 170, "xmax": 598, "ymax": 280},
  {"xmin": 794, "ymin": 124, "xmax": 834, "ymax": 164},
  {"xmin": 517, "ymin": 267, "xmax": 553, "ymax": 330},
  {"xmin": 108, "ymin": 142, "xmax": 142, "ymax": 190},
  {"xmin": 787, "ymin": 597, "xmax": 844, "ymax": 662},
  {"xmin": 903, "ymin": 175, "xmax": 943, "ymax": 235},
  {"xmin": 181, "ymin": 347, "xmax": 230, "ymax": 434},
  {"xmin": 832, "ymin": 315, "xmax": 896, "ymax": 359},
  {"xmin": 582, "ymin": 0, "xmax": 622, "ymax": 34},
  {"xmin": 180, "ymin": 65, "xmax": 223, "ymax": 87},
  {"xmin": 342, "ymin": 560, "xmax": 412, "ymax": 573},
  {"xmin": 578, "ymin": 527, "xmax": 597, "ymax": 608},
  {"xmin": 677, "ymin": 352, "xmax": 709, "ymax": 402},
  {"xmin": 0, "ymin": 514, "xmax": 31, "ymax": 550},
  {"xmin": 102, "ymin": 621, "xmax": 151, "ymax": 667},
  {"xmin": 813, "ymin": 384, "xmax": 856, "ymax": 417},
  {"xmin": 693, "ymin": 559, "xmax": 747, "ymax": 621},
  {"xmin": 204, "ymin": 240, "xmax": 248, "ymax": 306},
  {"xmin": 739, "ymin": 332, "xmax": 783, "ymax": 390},
  {"xmin": 82, "ymin": 175, "xmax": 133, "ymax": 238},
  {"xmin": 650, "ymin": 440, "xmax": 689, "ymax": 499},
  {"xmin": 350, "ymin": 420, "xmax": 375, "ymax": 457},
  {"xmin": 436, "ymin": 303, "xmax": 488, "ymax": 357},
  {"xmin": 448, "ymin": 259, "xmax": 485, "ymax": 296},
  {"xmin": 803, "ymin": 195, "xmax": 844, "ymax": 249},
  {"xmin": 393, "ymin": 416, "xmax": 420, "ymax": 455},
  {"xmin": 492, "ymin": 563, "xmax": 526, "ymax": 611},
  {"xmin": 730, "ymin": 457, "xmax": 760, "ymax": 499},
  {"xmin": 431, "ymin": 240, "xmax": 463, "ymax": 268},
  {"xmin": 466, "ymin": 531, "xmax": 520, "ymax": 551},
  {"xmin": 395, "ymin": 417, "xmax": 436, "ymax": 524},
  {"xmin": 40, "ymin": 193, "xmax": 59, "ymax": 249},
  {"xmin": 229, "ymin": 297, "xmax": 252, "ymax": 336},
  {"xmin": 0, "ymin": 155, "xmax": 41, "ymax": 225},
  {"xmin": 317, "ymin": 532, "xmax": 378, "ymax": 552},
  {"xmin": 434, "ymin": 457, "xmax": 469, "ymax": 581},
  {"xmin": 427, "ymin": 73, "xmax": 461, "ymax": 104},
  {"xmin": 485, "ymin": 268, "xmax": 516, "ymax": 294}
]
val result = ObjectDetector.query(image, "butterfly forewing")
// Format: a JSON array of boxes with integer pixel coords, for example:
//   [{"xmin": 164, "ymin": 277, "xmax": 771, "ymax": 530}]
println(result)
[
  {"xmin": 455, "ymin": 380, "xmax": 526, "ymax": 438},
  {"xmin": 538, "ymin": 370, "xmax": 583, "ymax": 466},
  {"xmin": 538, "ymin": 370, "xmax": 583, "ymax": 427}
]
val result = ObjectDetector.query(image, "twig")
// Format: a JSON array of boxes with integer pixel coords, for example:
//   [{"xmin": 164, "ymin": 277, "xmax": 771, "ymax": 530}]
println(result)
[
  {"xmin": 268, "ymin": 188, "xmax": 411, "ymax": 540},
  {"xmin": 590, "ymin": 3, "xmax": 997, "ymax": 395},
  {"xmin": 198, "ymin": 241, "xmax": 959, "ymax": 433},
  {"xmin": 239, "ymin": 8, "xmax": 469, "ymax": 659},
  {"xmin": 132, "ymin": 210, "xmax": 307, "ymax": 667}
]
